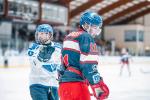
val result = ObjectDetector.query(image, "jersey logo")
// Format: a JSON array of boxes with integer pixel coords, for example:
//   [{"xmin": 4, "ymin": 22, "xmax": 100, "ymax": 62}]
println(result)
[
  {"xmin": 90, "ymin": 43, "xmax": 98, "ymax": 52},
  {"xmin": 42, "ymin": 64, "xmax": 57, "ymax": 72},
  {"xmin": 92, "ymin": 64, "xmax": 98, "ymax": 72},
  {"xmin": 28, "ymin": 51, "xmax": 34, "ymax": 56}
]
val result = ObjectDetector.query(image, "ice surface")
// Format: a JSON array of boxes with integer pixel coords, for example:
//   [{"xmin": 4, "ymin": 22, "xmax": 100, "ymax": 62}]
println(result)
[{"xmin": 0, "ymin": 57, "xmax": 150, "ymax": 100}]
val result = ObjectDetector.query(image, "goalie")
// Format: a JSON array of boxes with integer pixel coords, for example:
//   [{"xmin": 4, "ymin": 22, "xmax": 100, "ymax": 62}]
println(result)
[{"xmin": 58, "ymin": 11, "xmax": 109, "ymax": 100}]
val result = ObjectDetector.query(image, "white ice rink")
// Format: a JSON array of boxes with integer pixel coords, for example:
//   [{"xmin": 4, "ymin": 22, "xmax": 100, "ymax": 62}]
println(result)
[{"xmin": 0, "ymin": 56, "xmax": 150, "ymax": 100}]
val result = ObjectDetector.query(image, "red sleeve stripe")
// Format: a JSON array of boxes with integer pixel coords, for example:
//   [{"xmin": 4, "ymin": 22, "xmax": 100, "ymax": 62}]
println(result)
[
  {"xmin": 64, "ymin": 38, "xmax": 79, "ymax": 43},
  {"xmin": 80, "ymin": 51, "xmax": 99, "ymax": 55},
  {"xmin": 71, "ymin": 40, "xmax": 78, "ymax": 43},
  {"xmin": 63, "ymin": 48, "xmax": 80, "ymax": 53},
  {"xmin": 80, "ymin": 61, "xmax": 98, "ymax": 64}
]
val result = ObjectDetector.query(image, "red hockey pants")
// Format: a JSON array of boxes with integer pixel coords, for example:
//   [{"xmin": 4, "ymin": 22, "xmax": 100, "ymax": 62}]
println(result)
[{"xmin": 58, "ymin": 82, "xmax": 91, "ymax": 100}]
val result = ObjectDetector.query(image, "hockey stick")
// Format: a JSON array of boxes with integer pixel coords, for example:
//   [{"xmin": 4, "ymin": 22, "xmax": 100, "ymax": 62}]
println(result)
[{"xmin": 140, "ymin": 68, "xmax": 150, "ymax": 74}]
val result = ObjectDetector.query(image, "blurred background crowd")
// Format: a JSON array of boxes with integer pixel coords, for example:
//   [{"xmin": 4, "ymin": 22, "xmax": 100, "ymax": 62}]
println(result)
[{"xmin": 0, "ymin": 0, "xmax": 150, "ymax": 62}]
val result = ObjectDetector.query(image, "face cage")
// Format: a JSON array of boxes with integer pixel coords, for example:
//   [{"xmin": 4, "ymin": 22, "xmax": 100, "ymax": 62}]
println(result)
[
  {"xmin": 82, "ymin": 23, "xmax": 102, "ymax": 37},
  {"xmin": 35, "ymin": 32, "xmax": 53, "ymax": 44}
]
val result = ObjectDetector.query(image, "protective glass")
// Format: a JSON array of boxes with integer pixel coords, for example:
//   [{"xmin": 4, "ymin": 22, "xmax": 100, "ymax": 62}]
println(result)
[
  {"xmin": 90, "ymin": 25, "xmax": 102, "ymax": 36},
  {"xmin": 35, "ymin": 32, "xmax": 52, "ymax": 44}
]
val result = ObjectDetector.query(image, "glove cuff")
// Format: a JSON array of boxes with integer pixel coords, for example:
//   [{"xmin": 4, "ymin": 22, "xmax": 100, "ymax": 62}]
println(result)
[{"xmin": 91, "ymin": 80, "xmax": 109, "ymax": 100}]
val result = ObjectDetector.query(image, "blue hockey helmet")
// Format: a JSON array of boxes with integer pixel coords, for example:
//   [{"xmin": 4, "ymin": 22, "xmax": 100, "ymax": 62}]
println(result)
[
  {"xmin": 80, "ymin": 11, "xmax": 103, "ymax": 27},
  {"xmin": 36, "ymin": 24, "xmax": 53, "ymax": 35},
  {"xmin": 35, "ymin": 24, "xmax": 53, "ymax": 44}
]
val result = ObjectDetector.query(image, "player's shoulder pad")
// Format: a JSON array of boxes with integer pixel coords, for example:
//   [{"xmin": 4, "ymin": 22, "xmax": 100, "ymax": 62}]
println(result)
[
  {"xmin": 78, "ymin": 31, "xmax": 94, "ymax": 43},
  {"xmin": 78, "ymin": 31, "xmax": 93, "ymax": 40},
  {"xmin": 28, "ymin": 42, "xmax": 39, "ymax": 56},
  {"xmin": 51, "ymin": 42, "xmax": 62, "ymax": 50},
  {"xmin": 77, "ymin": 32, "xmax": 95, "ymax": 53},
  {"xmin": 28, "ymin": 42, "xmax": 39, "ymax": 50}
]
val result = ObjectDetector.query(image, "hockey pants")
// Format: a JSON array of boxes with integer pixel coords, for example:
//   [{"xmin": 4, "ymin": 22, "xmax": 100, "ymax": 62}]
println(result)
[{"xmin": 58, "ymin": 82, "xmax": 91, "ymax": 100}]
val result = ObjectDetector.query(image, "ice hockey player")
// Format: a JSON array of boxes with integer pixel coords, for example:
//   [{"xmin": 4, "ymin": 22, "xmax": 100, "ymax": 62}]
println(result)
[
  {"xmin": 58, "ymin": 11, "xmax": 109, "ymax": 100},
  {"xmin": 120, "ymin": 48, "xmax": 132, "ymax": 76},
  {"xmin": 28, "ymin": 24, "xmax": 62, "ymax": 100}
]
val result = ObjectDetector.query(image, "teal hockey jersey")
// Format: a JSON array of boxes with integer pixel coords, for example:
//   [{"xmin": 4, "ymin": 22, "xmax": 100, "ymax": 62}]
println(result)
[{"xmin": 59, "ymin": 29, "xmax": 101, "ymax": 85}]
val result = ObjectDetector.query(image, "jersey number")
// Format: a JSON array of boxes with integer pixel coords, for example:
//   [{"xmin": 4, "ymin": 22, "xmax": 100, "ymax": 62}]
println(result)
[{"xmin": 63, "ymin": 54, "xmax": 69, "ymax": 67}]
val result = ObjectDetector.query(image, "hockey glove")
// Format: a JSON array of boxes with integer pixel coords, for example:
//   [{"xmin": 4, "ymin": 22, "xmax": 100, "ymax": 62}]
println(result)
[
  {"xmin": 37, "ymin": 45, "xmax": 55, "ymax": 62},
  {"xmin": 91, "ymin": 80, "xmax": 109, "ymax": 100}
]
